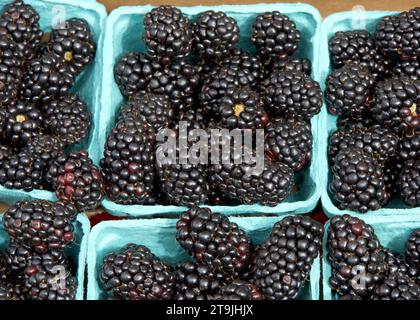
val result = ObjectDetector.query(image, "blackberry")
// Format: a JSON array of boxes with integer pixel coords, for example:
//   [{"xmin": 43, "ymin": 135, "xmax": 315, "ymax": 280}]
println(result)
[
  {"xmin": 397, "ymin": 131, "xmax": 420, "ymax": 163},
  {"xmin": 330, "ymin": 149, "xmax": 389, "ymax": 213},
  {"xmin": 272, "ymin": 57, "xmax": 312, "ymax": 76},
  {"xmin": 5, "ymin": 100, "xmax": 42, "ymax": 147},
  {"xmin": 3, "ymin": 200, "xmax": 74, "ymax": 253},
  {"xmin": 114, "ymin": 52, "xmax": 161, "ymax": 98},
  {"xmin": 49, "ymin": 18, "xmax": 96, "ymax": 76},
  {"xmin": 176, "ymin": 207, "xmax": 253, "ymax": 277},
  {"xmin": 398, "ymin": 159, "xmax": 420, "ymax": 206},
  {"xmin": 249, "ymin": 215, "xmax": 323, "ymax": 300},
  {"xmin": 43, "ymin": 93, "xmax": 91, "ymax": 146},
  {"xmin": 251, "ymin": 11, "xmax": 301, "ymax": 61},
  {"xmin": 264, "ymin": 70, "xmax": 322, "ymax": 120},
  {"xmin": 24, "ymin": 264, "xmax": 76, "ymax": 300},
  {"xmin": 393, "ymin": 59, "xmax": 420, "ymax": 81},
  {"xmin": 0, "ymin": 0, "xmax": 43, "ymax": 60},
  {"xmin": 328, "ymin": 126, "xmax": 398, "ymax": 165},
  {"xmin": 143, "ymin": 5, "xmax": 192, "ymax": 65},
  {"xmin": 117, "ymin": 92, "xmax": 174, "ymax": 131},
  {"xmin": 325, "ymin": 63, "xmax": 374, "ymax": 118},
  {"xmin": 265, "ymin": 117, "xmax": 312, "ymax": 172},
  {"xmin": 0, "ymin": 150, "xmax": 44, "ymax": 191},
  {"xmin": 0, "ymin": 34, "xmax": 23, "ymax": 106},
  {"xmin": 375, "ymin": 8, "xmax": 420, "ymax": 59},
  {"xmin": 21, "ymin": 53, "xmax": 74, "ymax": 105},
  {"xmin": 371, "ymin": 272, "xmax": 420, "ymax": 300},
  {"xmin": 100, "ymin": 244, "xmax": 175, "ymax": 300},
  {"xmin": 54, "ymin": 150, "xmax": 104, "ymax": 212},
  {"xmin": 210, "ymin": 280, "xmax": 264, "ymax": 300},
  {"xmin": 148, "ymin": 60, "xmax": 200, "ymax": 112},
  {"xmin": 219, "ymin": 86, "xmax": 269, "ymax": 129},
  {"xmin": 372, "ymin": 76, "xmax": 420, "ymax": 132},
  {"xmin": 174, "ymin": 261, "xmax": 227, "ymax": 300},
  {"xmin": 406, "ymin": 229, "xmax": 420, "ymax": 267},
  {"xmin": 191, "ymin": 10, "xmax": 239, "ymax": 62},
  {"xmin": 220, "ymin": 49, "xmax": 265, "ymax": 84},
  {"xmin": 328, "ymin": 30, "xmax": 390, "ymax": 79},
  {"xmin": 100, "ymin": 117, "xmax": 155, "ymax": 204}
]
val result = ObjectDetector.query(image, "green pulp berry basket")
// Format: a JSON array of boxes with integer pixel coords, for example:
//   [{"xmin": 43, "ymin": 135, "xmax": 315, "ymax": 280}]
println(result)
[
  {"xmin": 99, "ymin": 3, "xmax": 324, "ymax": 217},
  {"xmin": 86, "ymin": 215, "xmax": 321, "ymax": 300},
  {"xmin": 0, "ymin": 0, "xmax": 107, "ymax": 205}
]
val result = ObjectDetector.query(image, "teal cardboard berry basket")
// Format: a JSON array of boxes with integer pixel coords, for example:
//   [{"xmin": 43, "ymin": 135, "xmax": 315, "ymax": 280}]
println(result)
[
  {"xmin": 0, "ymin": 213, "xmax": 90, "ymax": 300},
  {"xmin": 317, "ymin": 11, "xmax": 420, "ymax": 217},
  {"xmin": 0, "ymin": 0, "xmax": 106, "ymax": 205},
  {"xmin": 99, "ymin": 3, "xmax": 323, "ymax": 217},
  {"xmin": 86, "ymin": 215, "xmax": 321, "ymax": 300},
  {"xmin": 322, "ymin": 213, "xmax": 420, "ymax": 300}
]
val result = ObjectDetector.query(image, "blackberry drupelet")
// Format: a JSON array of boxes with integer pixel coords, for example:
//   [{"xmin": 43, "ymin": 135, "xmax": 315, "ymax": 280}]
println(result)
[
  {"xmin": 143, "ymin": 5, "xmax": 192, "ymax": 65},
  {"xmin": 114, "ymin": 52, "xmax": 161, "ymax": 98},
  {"xmin": 43, "ymin": 93, "xmax": 91, "ymax": 146},
  {"xmin": 325, "ymin": 63, "xmax": 374, "ymax": 118},
  {"xmin": 398, "ymin": 159, "xmax": 420, "ymax": 206},
  {"xmin": 264, "ymin": 70, "xmax": 322, "ymax": 120},
  {"xmin": 210, "ymin": 280, "xmax": 264, "ymax": 300},
  {"xmin": 54, "ymin": 150, "xmax": 104, "ymax": 212},
  {"xmin": 265, "ymin": 117, "xmax": 312, "ymax": 172},
  {"xmin": 251, "ymin": 11, "xmax": 301, "ymax": 61},
  {"xmin": 371, "ymin": 272, "xmax": 420, "ymax": 300},
  {"xmin": 174, "ymin": 261, "xmax": 227, "ymax": 300},
  {"xmin": 191, "ymin": 10, "xmax": 239, "ymax": 62},
  {"xmin": 176, "ymin": 207, "xmax": 253, "ymax": 277},
  {"xmin": 100, "ymin": 244, "xmax": 175, "ymax": 300},
  {"xmin": 406, "ymin": 229, "xmax": 420, "ymax": 267},
  {"xmin": 372, "ymin": 76, "xmax": 420, "ymax": 132},
  {"xmin": 49, "ymin": 18, "xmax": 96, "ymax": 76},
  {"xmin": 100, "ymin": 117, "xmax": 155, "ymax": 204},
  {"xmin": 5, "ymin": 100, "xmax": 42, "ymax": 147},
  {"xmin": 117, "ymin": 92, "xmax": 174, "ymax": 131},
  {"xmin": 272, "ymin": 57, "xmax": 312, "ymax": 76},
  {"xmin": 393, "ymin": 59, "xmax": 420, "ymax": 81},
  {"xmin": 329, "ymin": 148, "xmax": 389, "ymax": 213},
  {"xmin": 0, "ymin": 0, "xmax": 43, "ymax": 60},
  {"xmin": 219, "ymin": 86, "xmax": 269, "ymax": 129},
  {"xmin": 220, "ymin": 49, "xmax": 265, "ymax": 84},
  {"xmin": 3, "ymin": 200, "xmax": 74, "ymax": 253},
  {"xmin": 250, "ymin": 215, "xmax": 323, "ymax": 300},
  {"xmin": 0, "ymin": 151, "xmax": 44, "ymax": 191},
  {"xmin": 21, "ymin": 53, "xmax": 74, "ymax": 105}
]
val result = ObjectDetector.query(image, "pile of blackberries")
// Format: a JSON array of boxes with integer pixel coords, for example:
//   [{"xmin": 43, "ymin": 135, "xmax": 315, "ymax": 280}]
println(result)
[{"xmin": 326, "ymin": 8, "xmax": 420, "ymax": 213}]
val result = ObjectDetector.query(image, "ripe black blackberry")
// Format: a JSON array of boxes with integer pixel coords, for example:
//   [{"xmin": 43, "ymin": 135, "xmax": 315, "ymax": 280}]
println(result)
[
  {"xmin": 406, "ymin": 229, "xmax": 420, "ymax": 267},
  {"xmin": 5, "ymin": 100, "xmax": 42, "ymax": 147},
  {"xmin": 0, "ymin": 0, "xmax": 43, "ymax": 60},
  {"xmin": 264, "ymin": 70, "xmax": 322, "ymax": 120},
  {"xmin": 114, "ymin": 52, "xmax": 161, "ymax": 98},
  {"xmin": 176, "ymin": 207, "xmax": 253, "ymax": 277},
  {"xmin": 372, "ymin": 76, "xmax": 420, "ymax": 133},
  {"xmin": 49, "ymin": 18, "xmax": 96, "ymax": 76},
  {"xmin": 375, "ymin": 8, "xmax": 420, "ymax": 59},
  {"xmin": 174, "ymin": 261, "xmax": 227, "ymax": 300},
  {"xmin": 330, "ymin": 149, "xmax": 389, "ymax": 213},
  {"xmin": 3, "ymin": 200, "xmax": 74, "ymax": 253},
  {"xmin": 100, "ymin": 117, "xmax": 155, "ymax": 204},
  {"xmin": 143, "ymin": 5, "xmax": 192, "ymax": 65},
  {"xmin": 371, "ymin": 272, "xmax": 420, "ymax": 300},
  {"xmin": 43, "ymin": 93, "xmax": 91, "ymax": 146},
  {"xmin": 397, "ymin": 131, "xmax": 420, "ymax": 163},
  {"xmin": 24, "ymin": 263, "xmax": 76, "ymax": 300},
  {"xmin": 265, "ymin": 117, "xmax": 312, "ymax": 172},
  {"xmin": 191, "ymin": 10, "xmax": 239, "ymax": 62},
  {"xmin": 398, "ymin": 159, "xmax": 420, "ymax": 206},
  {"xmin": 0, "ymin": 150, "xmax": 44, "ymax": 191},
  {"xmin": 220, "ymin": 49, "xmax": 265, "ymax": 84},
  {"xmin": 328, "ymin": 30, "xmax": 390, "ymax": 80},
  {"xmin": 0, "ymin": 34, "xmax": 23, "ymax": 106},
  {"xmin": 328, "ymin": 126, "xmax": 398, "ymax": 165},
  {"xmin": 272, "ymin": 57, "xmax": 312, "ymax": 76},
  {"xmin": 251, "ymin": 11, "xmax": 301, "ymax": 61},
  {"xmin": 148, "ymin": 60, "xmax": 200, "ymax": 112},
  {"xmin": 53, "ymin": 150, "xmax": 104, "ymax": 212},
  {"xmin": 21, "ymin": 53, "xmax": 74, "ymax": 105},
  {"xmin": 325, "ymin": 63, "xmax": 374, "ymax": 118},
  {"xmin": 219, "ymin": 86, "xmax": 269, "ymax": 129},
  {"xmin": 117, "ymin": 92, "xmax": 174, "ymax": 131},
  {"xmin": 100, "ymin": 243, "xmax": 175, "ymax": 300},
  {"xmin": 249, "ymin": 215, "xmax": 323, "ymax": 300},
  {"xmin": 393, "ymin": 59, "xmax": 420, "ymax": 81},
  {"xmin": 210, "ymin": 280, "xmax": 264, "ymax": 300}
]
